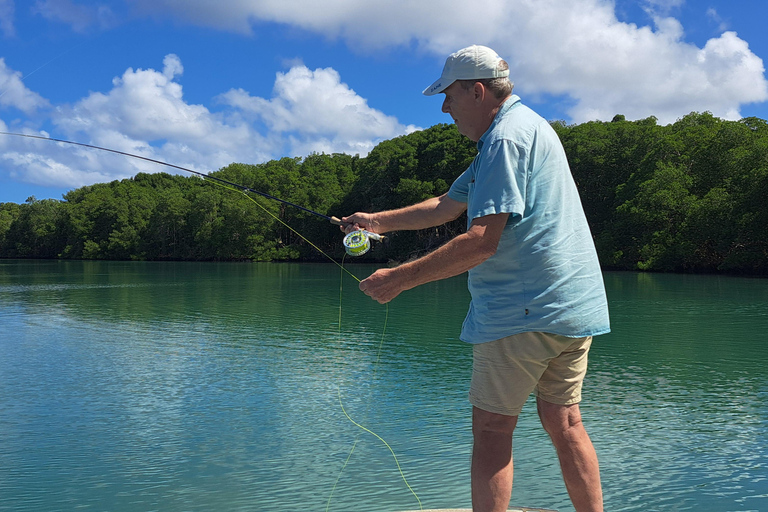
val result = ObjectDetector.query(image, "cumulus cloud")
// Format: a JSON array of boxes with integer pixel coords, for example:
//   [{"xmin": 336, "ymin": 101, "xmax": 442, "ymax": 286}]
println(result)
[
  {"xmin": 218, "ymin": 65, "xmax": 418, "ymax": 156},
  {"xmin": 57, "ymin": 54, "xmax": 216, "ymax": 141},
  {"xmin": 2, "ymin": 54, "xmax": 416, "ymax": 189},
  {"xmin": 0, "ymin": 0, "xmax": 15, "ymax": 37},
  {"xmin": 127, "ymin": 0, "xmax": 768, "ymax": 124},
  {"xmin": 0, "ymin": 58, "xmax": 51, "ymax": 113},
  {"xmin": 500, "ymin": 3, "xmax": 768, "ymax": 123},
  {"xmin": 39, "ymin": 54, "xmax": 272, "ymax": 186}
]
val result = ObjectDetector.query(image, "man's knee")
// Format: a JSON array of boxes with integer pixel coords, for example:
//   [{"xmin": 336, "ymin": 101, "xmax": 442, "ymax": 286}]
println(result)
[
  {"xmin": 472, "ymin": 406, "xmax": 518, "ymax": 438},
  {"xmin": 537, "ymin": 398, "xmax": 585, "ymax": 443}
]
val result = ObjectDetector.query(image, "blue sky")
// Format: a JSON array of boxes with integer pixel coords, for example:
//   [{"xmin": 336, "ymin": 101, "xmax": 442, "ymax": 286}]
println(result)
[{"xmin": 1, "ymin": 0, "xmax": 767, "ymax": 204}]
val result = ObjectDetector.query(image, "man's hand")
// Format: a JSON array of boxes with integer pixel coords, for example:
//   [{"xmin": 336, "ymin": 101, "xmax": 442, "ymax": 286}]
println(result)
[
  {"xmin": 358, "ymin": 267, "xmax": 408, "ymax": 304},
  {"xmin": 340, "ymin": 212, "xmax": 380, "ymax": 234}
]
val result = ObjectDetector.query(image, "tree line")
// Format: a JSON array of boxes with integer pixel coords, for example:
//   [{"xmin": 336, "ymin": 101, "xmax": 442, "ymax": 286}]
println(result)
[{"xmin": 1, "ymin": 111, "xmax": 767, "ymax": 275}]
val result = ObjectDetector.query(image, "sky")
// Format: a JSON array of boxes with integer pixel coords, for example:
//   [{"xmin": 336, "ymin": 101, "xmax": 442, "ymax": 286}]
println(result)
[{"xmin": 1, "ymin": 0, "xmax": 767, "ymax": 204}]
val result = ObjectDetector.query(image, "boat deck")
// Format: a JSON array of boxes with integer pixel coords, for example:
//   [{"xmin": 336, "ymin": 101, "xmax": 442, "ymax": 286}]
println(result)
[{"xmin": 398, "ymin": 508, "xmax": 557, "ymax": 512}]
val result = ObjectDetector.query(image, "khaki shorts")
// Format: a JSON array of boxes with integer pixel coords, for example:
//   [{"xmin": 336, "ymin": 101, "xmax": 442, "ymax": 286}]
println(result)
[{"xmin": 469, "ymin": 332, "xmax": 593, "ymax": 416}]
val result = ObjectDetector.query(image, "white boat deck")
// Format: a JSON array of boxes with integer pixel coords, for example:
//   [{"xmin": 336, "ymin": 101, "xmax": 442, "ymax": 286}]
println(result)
[{"xmin": 398, "ymin": 508, "xmax": 557, "ymax": 512}]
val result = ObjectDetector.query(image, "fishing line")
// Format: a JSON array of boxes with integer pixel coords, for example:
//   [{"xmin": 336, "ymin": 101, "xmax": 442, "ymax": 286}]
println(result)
[
  {"xmin": 334, "ymin": 386, "xmax": 422, "ymax": 510},
  {"xmin": 325, "ymin": 254, "xmax": 358, "ymax": 512},
  {"xmin": 325, "ymin": 259, "xmax": 422, "ymax": 512},
  {"xmin": 94, "ymin": 154, "xmax": 417, "ymax": 508},
  {"xmin": 325, "ymin": 438, "xmax": 359, "ymax": 512},
  {"xmin": 197, "ymin": 192, "xmax": 421, "ymax": 511},
  {"xmin": 235, "ymin": 192, "xmax": 420, "ymax": 509},
  {"xmin": 0, "ymin": 130, "xmax": 420, "ymax": 510}
]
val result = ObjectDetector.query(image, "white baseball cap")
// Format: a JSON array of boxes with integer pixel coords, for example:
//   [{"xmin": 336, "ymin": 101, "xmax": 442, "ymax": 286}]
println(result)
[{"xmin": 423, "ymin": 45, "xmax": 510, "ymax": 96}]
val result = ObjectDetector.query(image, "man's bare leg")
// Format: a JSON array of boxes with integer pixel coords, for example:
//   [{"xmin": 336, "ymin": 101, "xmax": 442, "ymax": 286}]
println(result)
[
  {"xmin": 537, "ymin": 399, "xmax": 603, "ymax": 512},
  {"xmin": 471, "ymin": 406, "xmax": 518, "ymax": 512}
]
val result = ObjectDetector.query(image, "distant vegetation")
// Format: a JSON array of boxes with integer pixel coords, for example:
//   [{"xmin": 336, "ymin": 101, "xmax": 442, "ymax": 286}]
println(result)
[{"xmin": 1, "ymin": 112, "xmax": 767, "ymax": 275}]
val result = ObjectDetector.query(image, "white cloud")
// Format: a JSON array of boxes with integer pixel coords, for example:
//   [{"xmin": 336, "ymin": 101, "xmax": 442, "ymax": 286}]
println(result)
[
  {"xmin": 45, "ymin": 54, "xmax": 272, "ymax": 185},
  {"xmin": 0, "ymin": 127, "xmax": 118, "ymax": 188},
  {"xmin": 706, "ymin": 8, "xmax": 729, "ymax": 33},
  {"xmin": 218, "ymin": 65, "xmax": 418, "ymax": 156},
  {"xmin": 161, "ymin": 53, "xmax": 183, "ymax": 80},
  {"xmin": 2, "ymin": 148, "xmax": 114, "ymax": 187},
  {"xmin": 32, "ymin": 0, "xmax": 116, "ymax": 32},
  {"xmin": 3, "ymin": 54, "xmax": 416, "ymax": 189},
  {"xmin": 642, "ymin": 0, "xmax": 685, "ymax": 15},
  {"xmin": 55, "ymin": 53, "xmax": 217, "ymax": 142},
  {"xmin": 128, "ymin": 0, "xmax": 487, "ymax": 49},
  {"xmin": 0, "ymin": 58, "xmax": 51, "ymax": 113},
  {"xmin": 0, "ymin": 0, "xmax": 15, "ymax": 37},
  {"xmin": 499, "ymin": 3, "xmax": 768, "ymax": 123},
  {"xmin": 126, "ymin": 0, "xmax": 768, "ymax": 124}
]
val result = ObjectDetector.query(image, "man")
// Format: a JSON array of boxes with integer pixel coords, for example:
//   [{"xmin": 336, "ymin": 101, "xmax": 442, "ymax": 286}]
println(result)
[{"xmin": 342, "ymin": 45, "xmax": 609, "ymax": 512}]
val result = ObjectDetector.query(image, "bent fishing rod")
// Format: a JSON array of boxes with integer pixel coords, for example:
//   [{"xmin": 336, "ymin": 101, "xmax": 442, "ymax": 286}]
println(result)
[
  {"xmin": 1, "ymin": 131, "xmax": 345, "ymax": 223},
  {"xmin": 0, "ymin": 131, "xmax": 383, "ymax": 255}
]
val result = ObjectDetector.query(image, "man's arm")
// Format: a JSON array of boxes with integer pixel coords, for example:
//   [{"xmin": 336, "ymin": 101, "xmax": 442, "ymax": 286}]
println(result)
[
  {"xmin": 359, "ymin": 212, "xmax": 510, "ymax": 303},
  {"xmin": 342, "ymin": 193, "xmax": 467, "ymax": 234}
]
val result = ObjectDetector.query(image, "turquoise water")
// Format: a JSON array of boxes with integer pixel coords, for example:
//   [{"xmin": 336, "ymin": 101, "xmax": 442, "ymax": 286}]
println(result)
[{"xmin": 0, "ymin": 260, "xmax": 766, "ymax": 511}]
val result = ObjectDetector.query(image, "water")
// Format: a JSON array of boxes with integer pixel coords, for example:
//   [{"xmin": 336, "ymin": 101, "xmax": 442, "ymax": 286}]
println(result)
[{"xmin": 0, "ymin": 260, "xmax": 766, "ymax": 512}]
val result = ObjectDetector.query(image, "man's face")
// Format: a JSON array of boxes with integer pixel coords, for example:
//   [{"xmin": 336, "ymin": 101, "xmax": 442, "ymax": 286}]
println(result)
[{"xmin": 441, "ymin": 82, "xmax": 482, "ymax": 141}]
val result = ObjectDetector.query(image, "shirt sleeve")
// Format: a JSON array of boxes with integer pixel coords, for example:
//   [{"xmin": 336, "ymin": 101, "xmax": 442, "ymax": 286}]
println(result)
[
  {"xmin": 467, "ymin": 138, "xmax": 527, "ymax": 222},
  {"xmin": 447, "ymin": 164, "xmax": 473, "ymax": 203}
]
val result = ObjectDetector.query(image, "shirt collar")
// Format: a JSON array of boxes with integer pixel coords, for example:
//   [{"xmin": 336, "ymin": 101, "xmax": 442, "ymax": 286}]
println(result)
[{"xmin": 477, "ymin": 94, "xmax": 521, "ymax": 150}]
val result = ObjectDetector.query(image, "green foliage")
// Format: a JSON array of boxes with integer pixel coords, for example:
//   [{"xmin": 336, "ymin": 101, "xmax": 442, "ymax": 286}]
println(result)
[
  {"xmin": 557, "ymin": 111, "xmax": 768, "ymax": 274},
  {"xmin": 0, "ymin": 197, "xmax": 68, "ymax": 258},
  {"xmin": 0, "ymin": 202, "xmax": 21, "ymax": 251},
  {"xmin": 1, "ymin": 113, "xmax": 767, "ymax": 275}
]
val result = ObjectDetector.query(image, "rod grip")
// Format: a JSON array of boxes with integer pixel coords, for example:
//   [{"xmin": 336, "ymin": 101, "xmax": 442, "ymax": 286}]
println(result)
[{"xmin": 330, "ymin": 216, "xmax": 386, "ymax": 241}]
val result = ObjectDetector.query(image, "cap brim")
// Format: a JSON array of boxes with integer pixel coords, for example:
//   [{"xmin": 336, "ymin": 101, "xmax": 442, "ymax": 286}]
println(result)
[{"xmin": 423, "ymin": 77, "xmax": 454, "ymax": 96}]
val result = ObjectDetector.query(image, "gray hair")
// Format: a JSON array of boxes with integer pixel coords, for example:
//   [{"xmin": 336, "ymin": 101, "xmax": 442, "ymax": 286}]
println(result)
[{"xmin": 457, "ymin": 60, "xmax": 514, "ymax": 99}]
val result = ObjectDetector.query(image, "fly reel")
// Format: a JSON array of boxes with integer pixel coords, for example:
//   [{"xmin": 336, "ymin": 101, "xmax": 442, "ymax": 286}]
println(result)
[{"xmin": 342, "ymin": 229, "xmax": 383, "ymax": 257}]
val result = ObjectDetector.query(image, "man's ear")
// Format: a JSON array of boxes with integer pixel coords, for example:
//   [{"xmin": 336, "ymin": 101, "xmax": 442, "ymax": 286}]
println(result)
[{"xmin": 473, "ymin": 81, "xmax": 486, "ymax": 103}]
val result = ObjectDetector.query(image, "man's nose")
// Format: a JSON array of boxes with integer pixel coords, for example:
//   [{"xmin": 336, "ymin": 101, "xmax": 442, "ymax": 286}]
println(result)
[{"xmin": 441, "ymin": 98, "xmax": 450, "ymax": 113}]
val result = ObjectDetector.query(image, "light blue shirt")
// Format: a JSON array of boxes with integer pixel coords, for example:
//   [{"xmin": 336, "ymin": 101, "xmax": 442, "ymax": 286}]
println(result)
[{"xmin": 448, "ymin": 95, "xmax": 610, "ymax": 344}]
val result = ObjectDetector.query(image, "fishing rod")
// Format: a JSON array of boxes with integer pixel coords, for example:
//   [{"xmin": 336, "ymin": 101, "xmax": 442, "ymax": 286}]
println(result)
[{"xmin": 0, "ymin": 131, "xmax": 383, "ymax": 256}]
